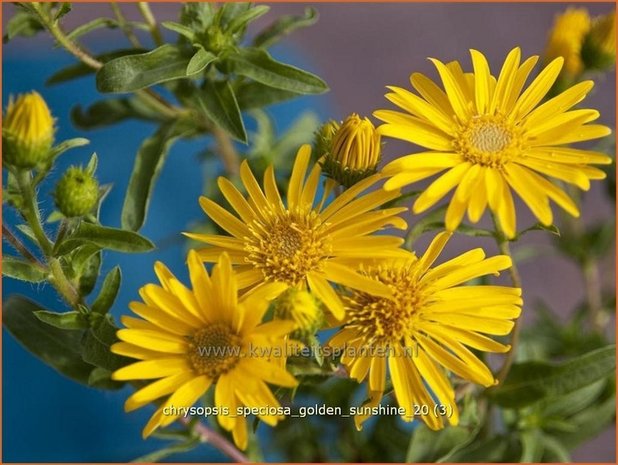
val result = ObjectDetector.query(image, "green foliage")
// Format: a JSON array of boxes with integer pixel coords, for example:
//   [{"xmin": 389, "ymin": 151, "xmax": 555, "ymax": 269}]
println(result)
[
  {"xmin": 488, "ymin": 346, "xmax": 615, "ymax": 408},
  {"xmin": 55, "ymin": 222, "xmax": 155, "ymax": 254},
  {"xmin": 2, "ymin": 256, "xmax": 47, "ymax": 282}
]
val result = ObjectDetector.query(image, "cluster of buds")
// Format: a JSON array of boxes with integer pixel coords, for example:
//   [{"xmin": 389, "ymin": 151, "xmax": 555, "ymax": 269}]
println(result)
[
  {"xmin": 316, "ymin": 113, "xmax": 382, "ymax": 188},
  {"xmin": 582, "ymin": 10, "xmax": 616, "ymax": 71},
  {"xmin": 3, "ymin": 91, "xmax": 99, "ymax": 218}
]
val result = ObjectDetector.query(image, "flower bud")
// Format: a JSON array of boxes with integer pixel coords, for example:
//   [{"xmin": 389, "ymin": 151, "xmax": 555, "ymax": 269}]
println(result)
[
  {"xmin": 582, "ymin": 10, "xmax": 616, "ymax": 71},
  {"xmin": 274, "ymin": 288, "xmax": 324, "ymax": 340},
  {"xmin": 544, "ymin": 8, "xmax": 591, "ymax": 77},
  {"xmin": 2, "ymin": 91, "xmax": 55, "ymax": 169},
  {"xmin": 54, "ymin": 166, "xmax": 99, "ymax": 218},
  {"xmin": 313, "ymin": 119, "xmax": 340, "ymax": 158},
  {"xmin": 321, "ymin": 114, "xmax": 381, "ymax": 187}
]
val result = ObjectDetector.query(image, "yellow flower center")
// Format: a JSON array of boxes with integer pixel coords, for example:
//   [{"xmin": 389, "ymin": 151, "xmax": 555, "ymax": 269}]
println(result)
[
  {"xmin": 188, "ymin": 323, "xmax": 242, "ymax": 379},
  {"xmin": 246, "ymin": 210, "xmax": 330, "ymax": 285},
  {"xmin": 345, "ymin": 265, "xmax": 425, "ymax": 345},
  {"xmin": 455, "ymin": 115, "xmax": 523, "ymax": 169}
]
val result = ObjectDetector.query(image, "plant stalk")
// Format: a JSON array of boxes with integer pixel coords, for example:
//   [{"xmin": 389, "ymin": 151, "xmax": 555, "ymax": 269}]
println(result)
[
  {"xmin": 492, "ymin": 216, "xmax": 523, "ymax": 384},
  {"xmin": 180, "ymin": 418, "xmax": 250, "ymax": 463}
]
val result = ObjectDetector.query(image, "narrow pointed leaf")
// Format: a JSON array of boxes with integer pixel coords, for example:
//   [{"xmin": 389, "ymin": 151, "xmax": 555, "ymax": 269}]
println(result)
[
  {"xmin": 197, "ymin": 80, "xmax": 247, "ymax": 142},
  {"xmin": 92, "ymin": 267, "xmax": 122, "ymax": 315},
  {"xmin": 2, "ymin": 256, "xmax": 47, "ymax": 282}
]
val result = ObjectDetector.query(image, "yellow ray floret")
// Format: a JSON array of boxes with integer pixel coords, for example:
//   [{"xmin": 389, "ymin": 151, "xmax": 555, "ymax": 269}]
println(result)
[
  {"xmin": 111, "ymin": 252, "xmax": 298, "ymax": 450},
  {"xmin": 375, "ymin": 47, "xmax": 612, "ymax": 238},
  {"xmin": 328, "ymin": 232, "xmax": 522, "ymax": 430},
  {"xmin": 186, "ymin": 144, "xmax": 411, "ymax": 320}
]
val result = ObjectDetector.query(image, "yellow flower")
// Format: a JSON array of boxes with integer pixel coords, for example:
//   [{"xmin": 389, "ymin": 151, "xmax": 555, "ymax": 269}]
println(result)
[
  {"xmin": 545, "ymin": 7, "xmax": 591, "ymax": 77},
  {"xmin": 186, "ymin": 144, "xmax": 410, "ymax": 320},
  {"xmin": 321, "ymin": 114, "xmax": 382, "ymax": 187},
  {"xmin": 274, "ymin": 288, "xmax": 324, "ymax": 338},
  {"xmin": 375, "ymin": 47, "xmax": 612, "ymax": 238},
  {"xmin": 111, "ymin": 252, "xmax": 298, "ymax": 450},
  {"xmin": 329, "ymin": 232, "xmax": 521, "ymax": 430},
  {"xmin": 2, "ymin": 91, "xmax": 55, "ymax": 168},
  {"xmin": 582, "ymin": 10, "xmax": 616, "ymax": 70}
]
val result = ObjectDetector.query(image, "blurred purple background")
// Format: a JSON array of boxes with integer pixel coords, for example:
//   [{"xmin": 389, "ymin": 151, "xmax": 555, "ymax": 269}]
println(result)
[{"xmin": 3, "ymin": 2, "xmax": 616, "ymax": 462}]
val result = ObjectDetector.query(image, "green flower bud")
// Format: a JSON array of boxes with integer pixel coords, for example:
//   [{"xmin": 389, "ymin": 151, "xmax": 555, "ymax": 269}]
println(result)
[
  {"xmin": 54, "ymin": 166, "xmax": 99, "ymax": 217},
  {"xmin": 2, "ymin": 91, "xmax": 55, "ymax": 169},
  {"xmin": 314, "ymin": 119, "xmax": 340, "ymax": 158},
  {"xmin": 274, "ymin": 288, "xmax": 324, "ymax": 340}
]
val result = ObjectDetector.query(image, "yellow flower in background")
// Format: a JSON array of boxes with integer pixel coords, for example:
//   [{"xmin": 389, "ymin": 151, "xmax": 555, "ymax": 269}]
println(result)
[
  {"xmin": 2, "ymin": 91, "xmax": 55, "ymax": 168},
  {"xmin": 111, "ymin": 252, "xmax": 298, "ymax": 450},
  {"xmin": 582, "ymin": 10, "xmax": 616, "ymax": 70},
  {"xmin": 545, "ymin": 7, "xmax": 591, "ymax": 77},
  {"xmin": 329, "ymin": 232, "xmax": 521, "ymax": 430},
  {"xmin": 186, "ymin": 144, "xmax": 410, "ymax": 320},
  {"xmin": 375, "ymin": 47, "xmax": 612, "ymax": 238},
  {"xmin": 321, "ymin": 114, "xmax": 382, "ymax": 187}
]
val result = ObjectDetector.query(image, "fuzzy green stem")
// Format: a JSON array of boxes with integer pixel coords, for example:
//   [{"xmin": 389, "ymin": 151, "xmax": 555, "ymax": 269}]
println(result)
[
  {"xmin": 14, "ymin": 170, "xmax": 82, "ymax": 307},
  {"xmin": 179, "ymin": 418, "xmax": 249, "ymax": 463},
  {"xmin": 138, "ymin": 2, "xmax": 163, "ymax": 46},
  {"xmin": 110, "ymin": 2, "xmax": 142, "ymax": 48},
  {"xmin": 492, "ymin": 216, "xmax": 523, "ymax": 384},
  {"xmin": 15, "ymin": 170, "xmax": 53, "ymax": 256},
  {"xmin": 2, "ymin": 224, "xmax": 42, "ymax": 265}
]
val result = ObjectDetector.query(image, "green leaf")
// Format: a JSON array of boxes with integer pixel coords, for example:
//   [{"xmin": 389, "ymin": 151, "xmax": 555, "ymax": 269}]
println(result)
[
  {"xmin": 405, "ymin": 205, "xmax": 448, "ymax": 246},
  {"xmin": 65, "ymin": 243, "xmax": 101, "ymax": 274},
  {"xmin": 3, "ymin": 295, "xmax": 93, "ymax": 384},
  {"xmin": 34, "ymin": 310, "xmax": 89, "ymax": 330},
  {"xmin": 406, "ymin": 396, "xmax": 481, "ymax": 462},
  {"xmin": 219, "ymin": 3, "xmax": 252, "ymax": 29},
  {"xmin": 92, "ymin": 267, "xmax": 121, "ymax": 315},
  {"xmin": 66, "ymin": 17, "xmax": 117, "ymax": 40},
  {"xmin": 46, "ymin": 49, "xmax": 147, "ymax": 86},
  {"xmin": 488, "ymin": 345, "xmax": 616, "ymax": 408},
  {"xmin": 197, "ymin": 80, "xmax": 247, "ymax": 142},
  {"xmin": 226, "ymin": 5, "xmax": 270, "ymax": 34},
  {"xmin": 72, "ymin": 97, "xmax": 171, "ymax": 129},
  {"xmin": 2, "ymin": 256, "xmax": 47, "ymax": 282},
  {"xmin": 121, "ymin": 123, "xmax": 184, "ymax": 231},
  {"xmin": 253, "ymin": 7, "xmax": 318, "ymax": 48},
  {"xmin": 515, "ymin": 222, "xmax": 560, "ymax": 240},
  {"xmin": 236, "ymin": 81, "xmax": 301, "ymax": 110},
  {"xmin": 161, "ymin": 21, "xmax": 195, "ymax": 41},
  {"xmin": 54, "ymin": 3, "xmax": 72, "ymax": 20},
  {"xmin": 551, "ymin": 391, "xmax": 616, "ymax": 448},
  {"xmin": 79, "ymin": 250, "xmax": 101, "ymax": 296},
  {"xmin": 87, "ymin": 366, "xmax": 124, "ymax": 390},
  {"xmin": 179, "ymin": 3, "xmax": 215, "ymax": 31},
  {"xmin": 96, "ymin": 44, "xmax": 195, "ymax": 93},
  {"xmin": 186, "ymin": 46, "xmax": 217, "ymax": 75},
  {"xmin": 48, "ymin": 137, "xmax": 90, "ymax": 160},
  {"xmin": 541, "ymin": 436, "xmax": 571, "ymax": 462},
  {"xmin": 3, "ymin": 10, "xmax": 44, "ymax": 43},
  {"xmin": 130, "ymin": 435, "xmax": 200, "ymax": 463},
  {"xmin": 57, "ymin": 222, "xmax": 155, "ymax": 254},
  {"xmin": 82, "ymin": 315, "xmax": 130, "ymax": 372},
  {"xmin": 519, "ymin": 429, "xmax": 545, "ymax": 463},
  {"xmin": 225, "ymin": 48, "xmax": 328, "ymax": 95}
]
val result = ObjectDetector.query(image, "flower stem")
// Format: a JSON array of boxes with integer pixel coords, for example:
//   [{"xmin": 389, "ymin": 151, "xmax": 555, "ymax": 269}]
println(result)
[
  {"xmin": 180, "ymin": 418, "xmax": 249, "ymax": 463},
  {"xmin": 14, "ymin": 169, "xmax": 81, "ymax": 308},
  {"xmin": 212, "ymin": 126, "xmax": 241, "ymax": 176},
  {"xmin": 491, "ymin": 215, "xmax": 523, "ymax": 384},
  {"xmin": 2, "ymin": 224, "xmax": 43, "ymax": 265},
  {"xmin": 110, "ymin": 2, "xmax": 142, "ymax": 48},
  {"xmin": 137, "ymin": 2, "xmax": 163, "ymax": 46}
]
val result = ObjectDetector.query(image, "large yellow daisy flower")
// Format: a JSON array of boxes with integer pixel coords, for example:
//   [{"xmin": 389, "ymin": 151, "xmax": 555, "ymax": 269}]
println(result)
[
  {"xmin": 111, "ymin": 252, "xmax": 298, "ymax": 450},
  {"xmin": 329, "ymin": 232, "xmax": 521, "ymax": 430},
  {"xmin": 187, "ymin": 144, "xmax": 410, "ymax": 319},
  {"xmin": 376, "ymin": 47, "xmax": 612, "ymax": 238}
]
